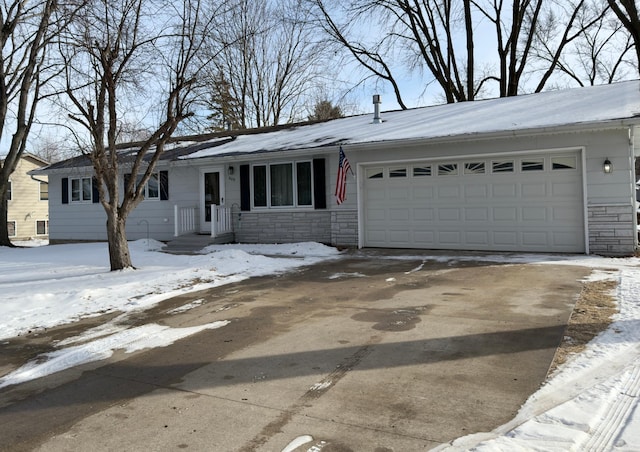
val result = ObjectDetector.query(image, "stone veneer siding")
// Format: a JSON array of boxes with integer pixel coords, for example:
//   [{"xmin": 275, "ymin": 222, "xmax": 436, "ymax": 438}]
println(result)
[
  {"xmin": 234, "ymin": 211, "xmax": 332, "ymax": 244},
  {"xmin": 588, "ymin": 204, "xmax": 637, "ymax": 255},
  {"xmin": 331, "ymin": 210, "xmax": 358, "ymax": 248},
  {"xmin": 232, "ymin": 209, "xmax": 360, "ymax": 248}
]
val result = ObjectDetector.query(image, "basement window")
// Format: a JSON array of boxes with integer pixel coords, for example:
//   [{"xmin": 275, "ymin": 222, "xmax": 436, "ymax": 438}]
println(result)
[{"xmin": 36, "ymin": 220, "xmax": 49, "ymax": 235}]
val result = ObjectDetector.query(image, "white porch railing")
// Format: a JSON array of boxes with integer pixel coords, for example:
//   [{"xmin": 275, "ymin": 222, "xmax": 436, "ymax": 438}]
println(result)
[
  {"xmin": 211, "ymin": 204, "xmax": 233, "ymax": 238},
  {"xmin": 174, "ymin": 205, "xmax": 197, "ymax": 237}
]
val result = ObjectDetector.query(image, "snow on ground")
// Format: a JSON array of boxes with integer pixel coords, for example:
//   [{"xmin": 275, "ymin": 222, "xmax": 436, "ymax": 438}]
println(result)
[
  {"xmin": 0, "ymin": 239, "xmax": 340, "ymax": 388},
  {"xmin": 1, "ymin": 240, "xmax": 640, "ymax": 451}
]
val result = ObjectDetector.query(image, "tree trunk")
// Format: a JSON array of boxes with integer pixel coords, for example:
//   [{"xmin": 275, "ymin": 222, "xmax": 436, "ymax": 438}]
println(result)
[
  {"xmin": 106, "ymin": 210, "xmax": 132, "ymax": 271},
  {"xmin": 0, "ymin": 181, "xmax": 13, "ymax": 247}
]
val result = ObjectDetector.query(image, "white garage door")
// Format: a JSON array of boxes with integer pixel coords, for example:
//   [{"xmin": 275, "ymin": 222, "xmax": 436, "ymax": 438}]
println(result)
[{"xmin": 363, "ymin": 152, "xmax": 585, "ymax": 253}]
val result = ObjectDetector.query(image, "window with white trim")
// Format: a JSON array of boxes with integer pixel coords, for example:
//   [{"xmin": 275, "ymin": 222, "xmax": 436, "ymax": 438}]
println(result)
[
  {"xmin": 521, "ymin": 159, "xmax": 544, "ymax": 172},
  {"xmin": 39, "ymin": 181, "xmax": 49, "ymax": 200},
  {"xmin": 492, "ymin": 160, "xmax": 514, "ymax": 173},
  {"xmin": 412, "ymin": 166, "xmax": 431, "ymax": 177},
  {"xmin": 464, "ymin": 162, "xmax": 485, "ymax": 174},
  {"xmin": 71, "ymin": 177, "xmax": 92, "ymax": 202},
  {"xmin": 551, "ymin": 156, "xmax": 577, "ymax": 170},
  {"xmin": 36, "ymin": 220, "xmax": 49, "ymax": 235},
  {"xmin": 252, "ymin": 161, "xmax": 312, "ymax": 208},
  {"xmin": 389, "ymin": 167, "xmax": 407, "ymax": 178},
  {"xmin": 438, "ymin": 163, "xmax": 458, "ymax": 176},
  {"xmin": 366, "ymin": 168, "xmax": 384, "ymax": 179},
  {"xmin": 136, "ymin": 173, "xmax": 160, "ymax": 199},
  {"xmin": 7, "ymin": 221, "xmax": 16, "ymax": 237}
]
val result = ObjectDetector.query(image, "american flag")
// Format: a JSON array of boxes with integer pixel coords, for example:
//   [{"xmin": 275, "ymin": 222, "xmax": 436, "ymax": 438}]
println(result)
[{"xmin": 335, "ymin": 146, "xmax": 353, "ymax": 205}]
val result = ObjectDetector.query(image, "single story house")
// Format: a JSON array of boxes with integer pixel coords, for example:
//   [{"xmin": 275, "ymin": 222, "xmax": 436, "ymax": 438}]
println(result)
[{"xmin": 35, "ymin": 81, "xmax": 640, "ymax": 255}]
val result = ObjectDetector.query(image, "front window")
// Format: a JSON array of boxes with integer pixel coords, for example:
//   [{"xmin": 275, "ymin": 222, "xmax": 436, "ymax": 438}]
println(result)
[
  {"xmin": 270, "ymin": 163, "xmax": 293, "ymax": 206},
  {"xmin": 71, "ymin": 177, "xmax": 92, "ymax": 202},
  {"xmin": 136, "ymin": 173, "xmax": 159, "ymax": 199},
  {"xmin": 252, "ymin": 161, "xmax": 313, "ymax": 208}
]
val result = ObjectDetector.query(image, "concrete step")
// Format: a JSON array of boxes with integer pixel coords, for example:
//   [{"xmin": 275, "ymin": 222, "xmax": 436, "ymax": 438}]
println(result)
[{"xmin": 163, "ymin": 233, "xmax": 234, "ymax": 254}]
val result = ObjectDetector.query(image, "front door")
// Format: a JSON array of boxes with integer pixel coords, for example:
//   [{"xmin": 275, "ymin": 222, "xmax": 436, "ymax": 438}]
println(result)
[{"xmin": 200, "ymin": 168, "xmax": 225, "ymax": 233}]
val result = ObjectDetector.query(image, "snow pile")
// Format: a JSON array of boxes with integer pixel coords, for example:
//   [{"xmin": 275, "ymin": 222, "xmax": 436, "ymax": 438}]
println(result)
[{"xmin": 435, "ymin": 262, "xmax": 640, "ymax": 451}]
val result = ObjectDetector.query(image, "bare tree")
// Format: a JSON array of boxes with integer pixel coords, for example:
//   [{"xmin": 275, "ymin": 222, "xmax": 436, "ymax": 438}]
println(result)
[
  {"xmin": 543, "ymin": 1, "xmax": 635, "ymax": 85},
  {"xmin": 202, "ymin": 0, "xmax": 326, "ymax": 129},
  {"xmin": 60, "ymin": 0, "xmax": 210, "ymax": 270},
  {"xmin": 607, "ymin": 0, "xmax": 640, "ymax": 74},
  {"xmin": 0, "ymin": 0, "xmax": 71, "ymax": 247},
  {"xmin": 309, "ymin": 0, "xmax": 610, "ymax": 104}
]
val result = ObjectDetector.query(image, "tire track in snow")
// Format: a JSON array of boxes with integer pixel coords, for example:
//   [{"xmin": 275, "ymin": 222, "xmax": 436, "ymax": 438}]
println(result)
[{"xmin": 582, "ymin": 358, "xmax": 640, "ymax": 451}]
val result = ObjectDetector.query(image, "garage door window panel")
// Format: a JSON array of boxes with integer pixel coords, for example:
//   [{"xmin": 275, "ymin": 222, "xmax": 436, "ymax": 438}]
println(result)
[
  {"xmin": 413, "ymin": 166, "xmax": 432, "ymax": 177},
  {"xmin": 389, "ymin": 167, "xmax": 407, "ymax": 178},
  {"xmin": 522, "ymin": 159, "xmax": 545, "ymax": 172},
  {"xmin": 366, "ymin": 168, "xmax": 384, "ymax": 179},
  {"xmin": 492, "ymin": 161, "xmax": 514, "ymax": 173},
  {"xmin": 438, "ymin": 163, "xmax": 458, "ymax": 176},
  {"xmin": 464, "ymin": 162, "xmax": 485, "ymax": 174},
  {"xmin": 552, "ymin": 156, "xmax": 577, "ymax": 170}
]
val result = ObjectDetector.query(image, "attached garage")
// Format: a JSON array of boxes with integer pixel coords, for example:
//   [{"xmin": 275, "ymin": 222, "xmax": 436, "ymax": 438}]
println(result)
[{"xmin": 362, "ymin": 150, "xmax": 585, "ymax": 253}]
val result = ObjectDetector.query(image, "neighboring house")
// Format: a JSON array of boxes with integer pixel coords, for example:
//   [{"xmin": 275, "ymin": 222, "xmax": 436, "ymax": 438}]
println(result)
[
  {"xmin": 4, "ymin": 153, "xmax": 49, "ymax": 241},
  {"xmin": 34, "ymin": 81, "xmax": 640, "ymax": 255}
]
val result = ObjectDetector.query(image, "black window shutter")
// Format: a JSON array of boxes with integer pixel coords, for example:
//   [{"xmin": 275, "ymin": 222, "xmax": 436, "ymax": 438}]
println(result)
[
  {"xmin": 313, "ymin": 158, "xmax": 326, "ymax": 209},
  {"xmin": 61, "ymin": 177, "xmax": 69, "ymax": 204},
  {"xmin": 240, "ymin": 164, "xmax": 250, "ymax": 211},
  {"xmin": 124, "ymin": 173, "xmax": 131, "ymax": 193},
  {"xmin": 160, "ymin": 170, "xmax": 169, "ymax": 200},
  {"xmin": 92, "ymin": 177, "xmax": 100, "ymax": 203}
]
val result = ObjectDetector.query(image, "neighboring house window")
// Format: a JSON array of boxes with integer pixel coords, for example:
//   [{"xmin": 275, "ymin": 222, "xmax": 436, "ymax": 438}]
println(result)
[
  {"xmin": 7, "ymin": 221, "xmax": 16, "ymax": 237},
  {"xmin": 252, "ymin": 161, "xmax": 313, "ymax": 208},
  {"xmin": 71, "ymin": 177, "xmax": 93, "ymax": 202},
  {"xmin": 36, "ymin": 220, "xmax": 49, "ymax": 235},
  {"xmin": 39, "ymin": 181, "xmax": 49, "ymax": 201},
  {"xmin": 7, "ymin": 180, "xmax": 11, "ymax": 201}
]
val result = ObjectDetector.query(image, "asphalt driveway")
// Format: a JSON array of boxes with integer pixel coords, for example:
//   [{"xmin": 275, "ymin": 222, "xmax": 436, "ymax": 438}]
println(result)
[{"xmin": 0, "ymin": 250, "xmax": 590, "ymax": 451}]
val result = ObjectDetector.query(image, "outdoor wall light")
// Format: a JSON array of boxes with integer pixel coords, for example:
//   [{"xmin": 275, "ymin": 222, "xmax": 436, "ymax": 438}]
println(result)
[
  {"xmin": 603, "ymin": 158, "xmax": 612, "ymax": 174},
  {"xmin": 228, "ymin": 166, "xmax": 234, "ymax": 175}
]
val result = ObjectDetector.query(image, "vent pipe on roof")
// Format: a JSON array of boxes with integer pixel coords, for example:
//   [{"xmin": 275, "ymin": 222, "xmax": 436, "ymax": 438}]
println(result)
[{"xmin": 372, "ymin": 94, "xmax": 382, "ymax": 124}]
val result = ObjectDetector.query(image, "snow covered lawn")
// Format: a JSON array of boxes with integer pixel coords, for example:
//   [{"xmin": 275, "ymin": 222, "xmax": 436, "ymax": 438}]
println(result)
[{"xmin": 1, "ymin": 240, "xmax": 640, "ymax": 450}]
